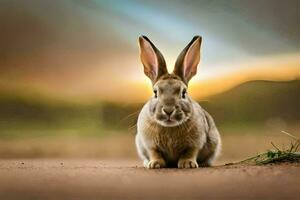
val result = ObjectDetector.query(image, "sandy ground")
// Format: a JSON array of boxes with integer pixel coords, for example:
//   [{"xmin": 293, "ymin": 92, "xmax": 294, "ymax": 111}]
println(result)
[
  {"xmin": 1, "ymin": 131, "xmax": 299, "ymax": 163},
  {"xmin": 0, "ymin": 159, "xmax": 299, "ymax": 200}
]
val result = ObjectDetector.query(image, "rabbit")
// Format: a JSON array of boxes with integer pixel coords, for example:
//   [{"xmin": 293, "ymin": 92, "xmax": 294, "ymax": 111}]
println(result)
[{"xmin": 135, "ymin": 35, "xmax": 221, "ymax": 169}]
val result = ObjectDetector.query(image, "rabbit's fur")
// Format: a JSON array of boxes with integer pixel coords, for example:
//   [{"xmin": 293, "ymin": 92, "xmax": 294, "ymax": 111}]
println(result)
[{"xmin": 136, "ymin": 36, "xmax": 221, "ymax": 169}]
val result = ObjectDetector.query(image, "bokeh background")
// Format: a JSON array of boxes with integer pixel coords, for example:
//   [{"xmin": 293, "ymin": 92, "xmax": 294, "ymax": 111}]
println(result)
[{"xmin": 0, "ymin": 0, "xmax": 299, "ymax": 163}]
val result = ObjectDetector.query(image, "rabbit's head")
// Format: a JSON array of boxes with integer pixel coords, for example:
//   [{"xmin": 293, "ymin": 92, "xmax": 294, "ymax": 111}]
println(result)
[{"xmin": 139, "ymin": 35, "xmax": 202, "ymax": 127}]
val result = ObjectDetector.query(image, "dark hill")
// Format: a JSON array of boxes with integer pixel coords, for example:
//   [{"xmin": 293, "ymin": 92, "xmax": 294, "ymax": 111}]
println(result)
[{"xmin": 200, "ymin": 80, "xmax": 300, "ymax": 125}]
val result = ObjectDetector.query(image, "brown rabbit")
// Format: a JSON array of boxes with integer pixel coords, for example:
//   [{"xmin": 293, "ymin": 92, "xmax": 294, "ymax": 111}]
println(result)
[{"xmin": 135, "ymin": 36, "xmax": 221, "ymax": 169}]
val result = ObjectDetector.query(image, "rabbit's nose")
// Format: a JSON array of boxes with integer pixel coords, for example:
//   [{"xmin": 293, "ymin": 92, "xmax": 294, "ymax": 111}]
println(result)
[{"xmin": 163, "ymin": 107, "xmax": 175, "ymax": 116}]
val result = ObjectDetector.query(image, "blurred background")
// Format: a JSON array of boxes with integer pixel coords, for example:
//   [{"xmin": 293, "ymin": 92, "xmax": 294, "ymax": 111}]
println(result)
[{"xmin": 0, "ymin": 0, "xmax": 299, "ymax": 163}]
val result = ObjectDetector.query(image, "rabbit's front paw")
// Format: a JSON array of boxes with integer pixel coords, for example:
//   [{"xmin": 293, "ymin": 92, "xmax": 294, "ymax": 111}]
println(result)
[
  {"xmin": 178, "ymin": 159, "xmax": 198, "ymax": 169},
  {"xmin": 147, "ymin": 159, "xmax": 166, "ymax": 169}
]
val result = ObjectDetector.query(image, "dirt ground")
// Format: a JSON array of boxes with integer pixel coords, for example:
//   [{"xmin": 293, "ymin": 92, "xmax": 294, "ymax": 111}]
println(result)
[
  {"xmin": 1, "ymin": 130, "xmax": 299, "ymax": 162},
  {"xmin": 0, "ymin": 159, "xmax": 299, "ymax": 200}
]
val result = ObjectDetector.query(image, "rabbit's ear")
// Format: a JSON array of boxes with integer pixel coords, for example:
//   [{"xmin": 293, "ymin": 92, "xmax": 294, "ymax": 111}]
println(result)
[
  {"xmin": 173, "ymin": 36, "xmax": 202, "ymax": 84},
  {"xmin": 139, "ymin": 35, "xmax": 168, "ymax": 83}
]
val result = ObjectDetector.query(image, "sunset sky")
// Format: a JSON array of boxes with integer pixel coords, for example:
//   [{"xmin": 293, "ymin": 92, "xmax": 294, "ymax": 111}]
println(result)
[{"xmin": 0, "ymin": 0, "xmax": 299, "ymax": 102}]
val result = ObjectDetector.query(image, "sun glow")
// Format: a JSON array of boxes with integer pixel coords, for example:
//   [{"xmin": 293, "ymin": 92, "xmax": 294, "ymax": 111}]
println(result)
[{"xmin": 128, "ymin": 53, "xmax": 300, "ymax": 103}]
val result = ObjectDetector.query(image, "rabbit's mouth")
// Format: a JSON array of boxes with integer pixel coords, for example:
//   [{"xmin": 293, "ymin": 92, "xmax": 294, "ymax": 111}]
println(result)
[
  {"xmin": 160, "ymin": 119, "xmax": 179, "ymax": 127},
  {"xmin": 155, "ymin": 113, "xmax": 186, "ymax": 127},
  {"xmin": 165, "ymin": 118, "xmax": 176, "ymax": 124}
]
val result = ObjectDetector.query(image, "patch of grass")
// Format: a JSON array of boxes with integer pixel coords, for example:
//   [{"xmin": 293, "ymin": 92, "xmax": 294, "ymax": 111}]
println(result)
[{"xmin": 226, "ymin": 131, "xmax": 300, "ymax": 165}]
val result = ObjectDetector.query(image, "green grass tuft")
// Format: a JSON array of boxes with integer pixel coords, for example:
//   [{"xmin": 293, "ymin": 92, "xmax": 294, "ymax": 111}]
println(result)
[{"xmin": 226, "ymin": 131, "xmax": 300, "ymax": 165}]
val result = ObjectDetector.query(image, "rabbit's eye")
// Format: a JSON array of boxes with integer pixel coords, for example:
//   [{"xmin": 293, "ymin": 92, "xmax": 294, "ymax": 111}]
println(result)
[
  {"xmin": 154, "ymin": 90, "xmax": 158, "ymax": 98},
  {"xmin": 182, "ymin": 89, "xmax": 187, "ymax": 99}
]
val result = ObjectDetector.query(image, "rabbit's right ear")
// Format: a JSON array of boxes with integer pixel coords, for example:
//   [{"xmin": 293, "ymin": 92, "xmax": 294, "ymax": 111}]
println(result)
[
  {"xmin": 139, "ymin": 36, "xmax": 168, "ymax": 84},
  {"xmin": 173, "ymin": 36, "xmax": 202, "ymax": 85}
]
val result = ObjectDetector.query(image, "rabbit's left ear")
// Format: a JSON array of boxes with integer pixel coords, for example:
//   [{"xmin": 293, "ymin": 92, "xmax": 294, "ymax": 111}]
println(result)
[
  {"xmin": 173, "ymin": 36, "xmax": 202, "ymax": 84},
  {"xmin": 139, "ymin": 35, "xmax": 168, "ymax": 84}
]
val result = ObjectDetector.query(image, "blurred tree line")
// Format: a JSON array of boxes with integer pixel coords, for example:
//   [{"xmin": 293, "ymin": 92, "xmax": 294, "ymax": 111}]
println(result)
[{"xmin": 0, "ymin": 80, "xmax": 299, "ymax": 138}]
